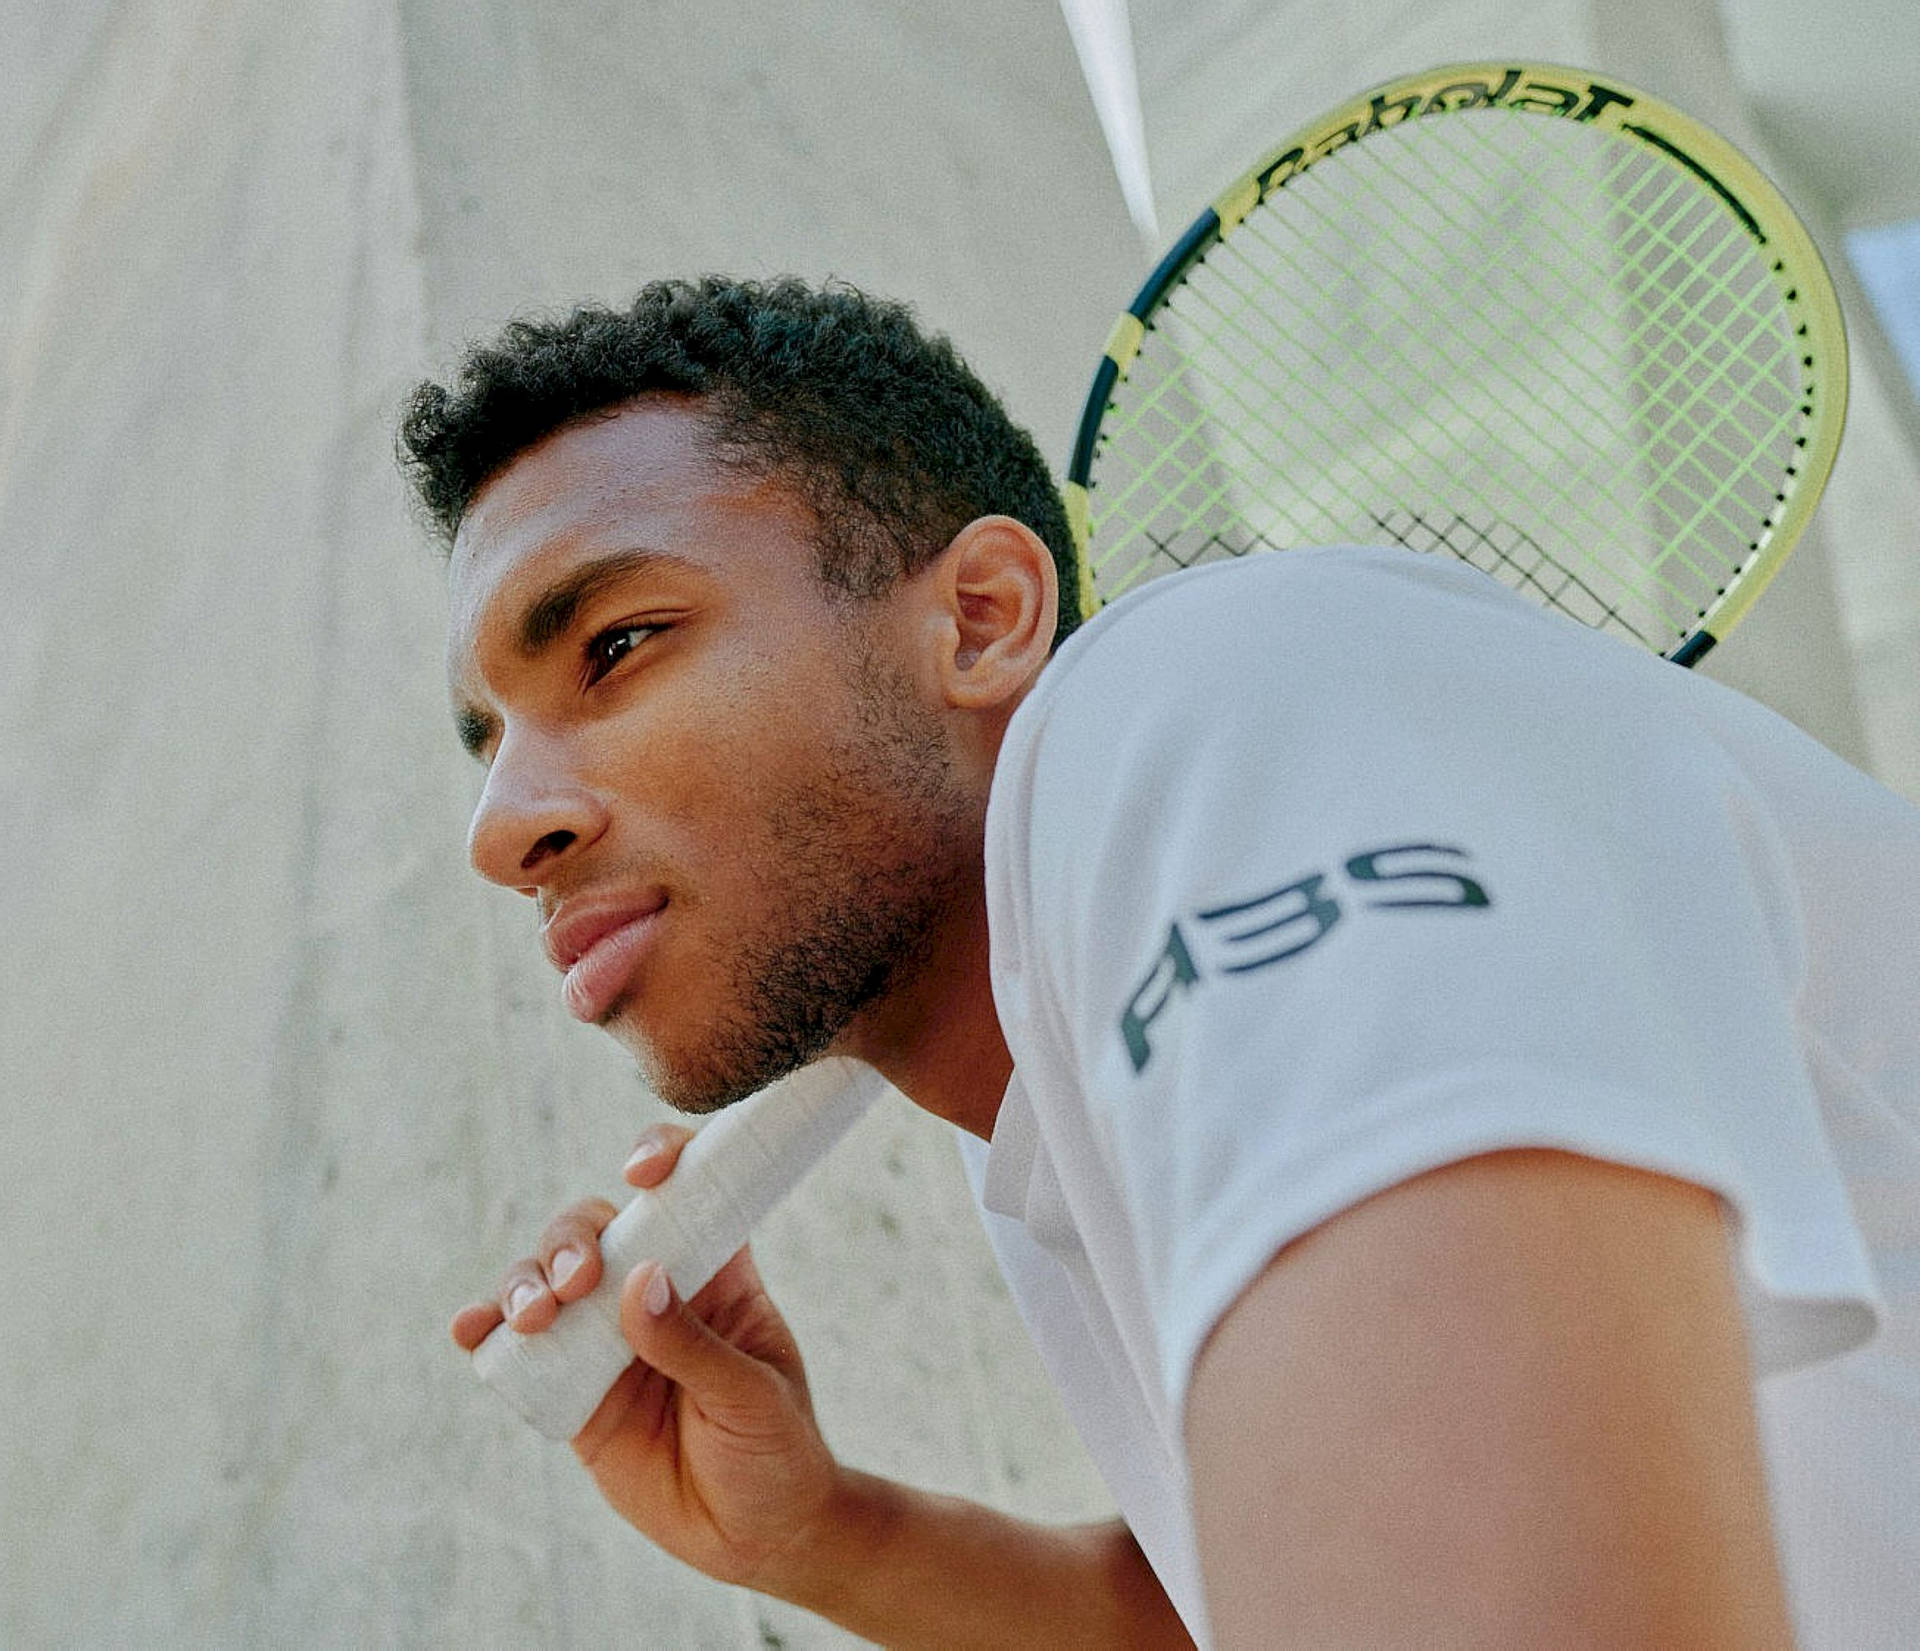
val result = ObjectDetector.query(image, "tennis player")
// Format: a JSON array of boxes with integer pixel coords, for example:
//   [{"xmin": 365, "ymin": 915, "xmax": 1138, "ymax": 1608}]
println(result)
[{"xmin": 413, "ymin": 278, "xmax": 1919, "ymax": 1648}]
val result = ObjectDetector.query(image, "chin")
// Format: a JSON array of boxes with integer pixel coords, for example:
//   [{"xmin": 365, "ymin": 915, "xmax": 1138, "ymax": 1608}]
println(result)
[
  {"xmin": 640, "ymin": 1026, "xmax": 845, "ymax": 1119},
  {"xmin": 615, "ymin": 1019, "xmax": 753, "ymax": 1118},
  {"xmin": 644, "ymin": 1060, "xmax": 759, "ymax": 1118},
  {"xmin": 606, "ymin": 972, "xmax": 859, "ymax": 1117}
]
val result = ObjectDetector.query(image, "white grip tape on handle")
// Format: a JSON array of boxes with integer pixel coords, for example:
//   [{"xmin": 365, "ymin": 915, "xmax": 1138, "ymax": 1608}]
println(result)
[{"xmin": 471, "ymin": 1058, "xmax": 887, "ymax": 1440}]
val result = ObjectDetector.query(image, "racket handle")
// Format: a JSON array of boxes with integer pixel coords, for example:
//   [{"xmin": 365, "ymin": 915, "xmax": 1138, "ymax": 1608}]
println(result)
[{"xmin": 470, "ymin": 1057, "xmax": 888, "ymax": 1440}]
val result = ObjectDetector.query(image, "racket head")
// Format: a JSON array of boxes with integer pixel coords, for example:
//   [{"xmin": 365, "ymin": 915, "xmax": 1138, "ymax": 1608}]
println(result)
[{"xmin": 1063, "ymin": 62, "xmax": 1849, "ymax": 665}]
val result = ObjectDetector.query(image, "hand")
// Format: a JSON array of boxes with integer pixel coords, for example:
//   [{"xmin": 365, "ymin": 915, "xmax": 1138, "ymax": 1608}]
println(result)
[{"xmin": 451, "ymin": 1124, "xmax": 844, "ymax": 1592}]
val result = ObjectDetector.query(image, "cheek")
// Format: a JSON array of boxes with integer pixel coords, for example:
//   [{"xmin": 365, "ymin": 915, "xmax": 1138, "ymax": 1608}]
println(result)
[
  {"xmin": 600, "ymin": 619, "xmax": 890, "ymax": 852},
  {"xmin": 698, "ymin": 649, "xmax": 861, "ymax": 791},
  {"xmin": 603, "ymin": 679, "xmax": 831, "ymax": 855}
]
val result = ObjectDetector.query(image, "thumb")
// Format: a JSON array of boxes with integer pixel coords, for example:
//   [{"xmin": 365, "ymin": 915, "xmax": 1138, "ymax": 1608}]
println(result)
[{"xmin": 618, "ymin": 1262, "xmax": 777, "ymax": 1419}]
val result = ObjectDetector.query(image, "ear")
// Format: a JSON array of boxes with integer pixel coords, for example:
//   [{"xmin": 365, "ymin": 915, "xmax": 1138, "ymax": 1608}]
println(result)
[{"xmin": 924, "ymin": 515, "xmax": 1057, "ymax": 711}]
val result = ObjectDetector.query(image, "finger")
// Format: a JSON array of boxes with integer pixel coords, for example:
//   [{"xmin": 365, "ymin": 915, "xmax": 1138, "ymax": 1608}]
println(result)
[
  {"xmin": 688, "ymin": 1240, "xmax": 763, "ymax": 1311},
  {"xmin": 618, "ymin": 1261, "xmax": 777, "ymax": 1418},
  {"xmin": 690, "ymin": 1246, "xmax": 807, "ymax": 1385},
  {"xmin": 572, "ymin": 1357, "xmax": 653, "ymax": 1461},
  {"xmin": 623, "ymin": 1122, "xmax": 696, "ymax": 1188},
  {"xmin": 533, "ymin": 1195, "xmax": 619, "ymax": 1302},
  {"xmin": 450, "ymin": 1300, "xmax": 504, "ymax": 1351},
  {"xmin": 498, "ymin": 1255, "xmax": 560, "ymax": 1333}
]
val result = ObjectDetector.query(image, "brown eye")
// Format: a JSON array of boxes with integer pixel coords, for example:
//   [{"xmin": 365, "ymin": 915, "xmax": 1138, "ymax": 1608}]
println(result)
[{"xmin": 585, "ymin": 624, "xmax": 659, "ymax": 684}]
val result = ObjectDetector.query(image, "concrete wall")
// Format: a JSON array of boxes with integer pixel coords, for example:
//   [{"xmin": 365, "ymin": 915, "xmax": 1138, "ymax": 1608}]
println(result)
[
  {"xmin": 2, "ymin": 3, "xmax": 1131, "ymax": 1645},
  {"xmin": 4, "ymin": 2, "xmax": 1915, "ymax": 1646}
]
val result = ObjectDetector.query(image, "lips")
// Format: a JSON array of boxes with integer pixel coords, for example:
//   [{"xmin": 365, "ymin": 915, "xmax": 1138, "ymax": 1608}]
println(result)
[{"xmin": 543, "ymin": 896, "xmax": 667, "ymax": 1025}]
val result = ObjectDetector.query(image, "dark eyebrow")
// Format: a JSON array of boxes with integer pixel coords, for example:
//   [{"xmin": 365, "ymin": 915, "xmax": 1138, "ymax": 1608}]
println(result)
[
  {"xmin": 515, "ymin": 549, "xmax": 690, "ymax": 657},
  {"xmin": 454, "ymin": 704, "xmax": 496, "ymax": 760},
  {"xmin": 452, "ymin": 549, "xmax": 692, "ymax": 761}
]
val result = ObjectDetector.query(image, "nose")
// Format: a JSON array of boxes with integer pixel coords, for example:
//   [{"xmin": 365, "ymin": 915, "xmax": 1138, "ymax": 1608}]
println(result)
[{"xmin": 467, "ymin": 728, "xmax": 610, "ymax": 892}]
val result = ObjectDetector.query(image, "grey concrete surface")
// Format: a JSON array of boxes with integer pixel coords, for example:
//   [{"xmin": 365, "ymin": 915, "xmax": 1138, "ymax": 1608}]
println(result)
[
  {"xmin": 1722, "ymin": 0, "xmax": 1920, "ymax": 229},
  {"xmin": 2, "ymin": 2, "xmax": 1130, "ymax": 1645},
  {"xmin": 4, "ymin": 1, "xmax": 1917, "ymax": 1647}
]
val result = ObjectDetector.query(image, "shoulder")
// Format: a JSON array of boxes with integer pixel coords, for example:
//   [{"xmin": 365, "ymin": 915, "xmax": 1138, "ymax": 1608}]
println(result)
[
  {"xmin": 1001, "ymin": 545, "xmax": 1682, "ymax": 777},
  {"xmin": 987, "ymin": 547, "xmax": 1724, "ymax": 889},
  {"xmin": 1027, "ymin": 546, "xmax": 1532, "ymax": 703}
]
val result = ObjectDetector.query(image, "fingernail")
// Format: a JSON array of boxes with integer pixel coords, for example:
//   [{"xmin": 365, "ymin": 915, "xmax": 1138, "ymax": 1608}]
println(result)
[
  {"xmin": 551, "ymin": 1247, "xmax": 584, "ymax": 1289},
  {"xmin": 623, "ymin": 1137, "xmax": 665, "ymax": 1178},
  {"xmin": 643, "ymin": 1265, "xmax": 672, "ymax": 1317},
  {"xmin": 507, "ymin": 1282, "xmax": 541, "ymax": 1322}
]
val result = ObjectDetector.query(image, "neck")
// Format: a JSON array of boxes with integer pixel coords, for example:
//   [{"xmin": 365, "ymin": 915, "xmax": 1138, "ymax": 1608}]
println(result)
[{"xmin": 838, "ymin": 880, "xmax": 1010, "ymax": 1142}]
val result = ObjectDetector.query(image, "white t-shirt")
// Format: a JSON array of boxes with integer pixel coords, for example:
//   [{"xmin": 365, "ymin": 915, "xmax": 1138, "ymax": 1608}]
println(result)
[{"xmin": 962, "ymin": 547, "xmax": 1920, "ymax": 1649}]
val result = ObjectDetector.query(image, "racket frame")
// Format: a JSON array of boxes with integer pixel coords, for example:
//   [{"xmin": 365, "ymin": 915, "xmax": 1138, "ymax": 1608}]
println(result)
[{"xmin": 1062, "ymin": 61, "xmax": 1850, "ymax": 665}]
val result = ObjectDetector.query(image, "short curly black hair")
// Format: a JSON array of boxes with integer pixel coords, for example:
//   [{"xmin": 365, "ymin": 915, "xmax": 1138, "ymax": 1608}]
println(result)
[{"xmin": 398, "ymin": 276, "xmax": 1080, "ymax": 645}]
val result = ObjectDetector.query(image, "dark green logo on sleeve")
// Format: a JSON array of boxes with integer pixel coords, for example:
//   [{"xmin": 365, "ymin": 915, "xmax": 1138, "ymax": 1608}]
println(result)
[{"xmin": 1120, "ymin": 842, "xmax": 1491, "ymax": 1073}]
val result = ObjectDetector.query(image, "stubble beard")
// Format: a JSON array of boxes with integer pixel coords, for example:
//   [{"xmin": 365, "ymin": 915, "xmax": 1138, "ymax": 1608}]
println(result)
[{"xmin": 641, "ymin": 654, "xmax": 980, "ymax": 1116}]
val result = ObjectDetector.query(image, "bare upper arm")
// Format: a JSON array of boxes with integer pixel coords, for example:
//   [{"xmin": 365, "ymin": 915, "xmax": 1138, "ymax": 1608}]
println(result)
[{"xmin": 1183, "ymin": 1148, "xmax": 1795, "ymax": 1649}]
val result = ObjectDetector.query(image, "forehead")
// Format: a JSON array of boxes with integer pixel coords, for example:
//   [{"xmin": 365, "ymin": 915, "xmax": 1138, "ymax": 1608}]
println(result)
[{"xmin": 445, "ymin": 398, "xmax": 811, "ymax": 664}]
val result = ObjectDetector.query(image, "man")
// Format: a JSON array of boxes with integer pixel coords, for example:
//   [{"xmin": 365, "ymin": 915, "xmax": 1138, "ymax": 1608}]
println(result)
[{"xmin": 410, "ymin": 277, "xmax": 1918, "ymax": 1647}]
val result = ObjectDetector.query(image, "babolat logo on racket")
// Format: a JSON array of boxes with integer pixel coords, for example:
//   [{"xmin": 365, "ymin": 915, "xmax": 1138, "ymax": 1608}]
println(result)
[
  {"xmin": 1254, "ymin": 69, "xmax": 1636, "ymax": 202},
  {"xmin": 1119, "ymin": 843, "xmax": 1491, "ymax": 1074}
]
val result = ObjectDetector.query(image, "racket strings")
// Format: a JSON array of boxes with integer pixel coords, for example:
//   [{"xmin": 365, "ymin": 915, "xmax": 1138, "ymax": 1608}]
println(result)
[
  {"xmin": 1210, "ymin": 142, "xmax": 1670, "ymax": 603},
  {"xmin": 1428, "ymin": 118, "xmax": 1787, "ymax": 523},
  {"xmin": 1272, "ymin": 128, "xmax": 1732, "ymax": 595},
  {"xmin": 1146, "ymin": 120, "xmax": 1637, "ymax": 546},
  {"xmin": 1604, "ymin": 186, "xmax": 1800, "ymax": 491},
  {"xmin": 1098, "ymin": 126, "xmax": 1676, "ymax": 621},
  {"xmin": 1124, "ymin": 222, "xmax": 1593, "ymax": 592},
  {"xmin": 1249, "ymin": 122, "xmax": 1659, "ymax": 526},
  {"xmin": 1401, "ymin": 119, "xmax": 1799, "ymax": 588},
  {"xmin": 1083, "ymin": 106, "xmax": 1808, "ymax": 652},
  {"xmin": 1373, "ymin": 510, "xmax": 1654, "ymax": 647},
  {"xmin": 1106, "ymin": 256, "xmax": 1668, "ymax": 628}
]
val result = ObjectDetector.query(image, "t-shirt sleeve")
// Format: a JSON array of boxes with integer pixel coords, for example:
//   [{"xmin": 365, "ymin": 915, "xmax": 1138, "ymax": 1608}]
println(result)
[{"xmin": 989, "ymin": 553, "xmax": 1883, "ymax": 1422}]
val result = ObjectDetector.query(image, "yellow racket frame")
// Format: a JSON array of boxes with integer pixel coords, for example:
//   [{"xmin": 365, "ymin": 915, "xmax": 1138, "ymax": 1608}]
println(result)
[{"xmin": 1063, "ymin": 62, "xmax": 1849, "ymax": 665}]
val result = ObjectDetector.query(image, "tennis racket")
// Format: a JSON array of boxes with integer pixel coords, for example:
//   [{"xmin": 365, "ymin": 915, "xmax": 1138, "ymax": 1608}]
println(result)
[
  {"xmin": 472, "ymin": 60, "xmax": 1849, "ymax": 1440},
  {"xmin": 1064, "ymin": 60, "xmax": 1847, "ymax": 660}
]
